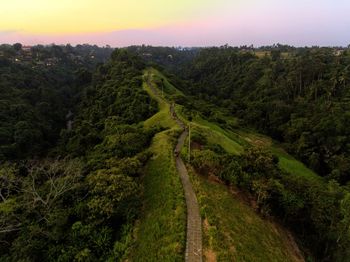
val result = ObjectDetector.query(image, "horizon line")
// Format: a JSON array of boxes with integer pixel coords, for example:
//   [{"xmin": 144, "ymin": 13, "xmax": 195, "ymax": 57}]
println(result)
[{"xmin": 1, "ymin": 42, "xmax": 349, "ymax": 49}]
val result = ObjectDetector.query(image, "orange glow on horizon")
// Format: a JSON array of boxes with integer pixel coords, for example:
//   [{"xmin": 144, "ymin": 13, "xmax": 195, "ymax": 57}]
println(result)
[{"xmin": 0, "ymin": 0, "xmax": 229, "ymax": 34}]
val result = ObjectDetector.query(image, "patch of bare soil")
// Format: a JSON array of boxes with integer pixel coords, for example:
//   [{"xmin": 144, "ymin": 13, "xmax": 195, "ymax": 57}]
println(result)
[
  {"xmin": 229, "ymin": 185, "xmax": 256, "ymax": 207},
  {"xmin": 208, "ymin": 174, "xmax": 223, "ymax": 184},
  {"xmin": 272, "ymin": 222, "xmax": 305, "ymax": 262},
  {"xmin": 191, "ymin": 141, "xmax": 203, "ymax": 150},
  {"xmin": 243, "ymin": 134, "xmax": 271, "ymax": 147},
  {"xmin": 204, "ymin": 249, "xmax": 217, "ymax": 262},
  {"xmin": 203, "ymin": 219, "xmax": 217, "ymax": 262},
  {"xmin": 203, "ymin": 218, "xmax": 210, "ymax": 231},
  {"xmin": 252, "ymin": 139, "xmax": 267, "ymax": 146}
]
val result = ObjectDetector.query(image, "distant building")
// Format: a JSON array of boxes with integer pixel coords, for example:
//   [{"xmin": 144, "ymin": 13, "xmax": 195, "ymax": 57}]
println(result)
[
  {"xmin": 22, "ymin": 46, "xmax": 32, "ymax": 52},
  {"xmin": 45, "ymin": 57, "xmax": 59, "ymax": 66},
  {"xmin": 20, "ymin": 46, "xmax": 33, "ymax": 62},
  {"xmin": 335, "ymin": 50, "xmax": 344, "ymax": 56}
]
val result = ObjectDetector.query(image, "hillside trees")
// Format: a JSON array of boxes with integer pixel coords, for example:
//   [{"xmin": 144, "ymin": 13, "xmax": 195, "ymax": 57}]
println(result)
[
  {"xmin": 190, "ymin": 142, "xmax": 350, "ymax": 261},
  {"xmin": 0, "ymin": 57, "xmax": 82, "ymax": 159},
  {"xmin": 0, "ymin": 49, "xmax": 158, "ymax": 261},
  {"xmin": 182, "ymin": 47, "xmax": 350, "ymax": 185}
]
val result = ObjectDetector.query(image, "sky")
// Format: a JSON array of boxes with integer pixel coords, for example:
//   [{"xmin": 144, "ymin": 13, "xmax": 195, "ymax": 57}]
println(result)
[{"xmin": 0, "ymin": 0, "xmax": 349, "ymax": 47}]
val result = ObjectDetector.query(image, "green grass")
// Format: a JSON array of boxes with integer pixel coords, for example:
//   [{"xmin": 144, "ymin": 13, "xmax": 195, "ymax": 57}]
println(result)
[
  {"xmin": 192, "ymin": 124, "xmax": 242, "ymax": 155},
  {"xmin": 270, "ymin": 146, "xmax": 321, "ymax": 182},
  {"xmin": 255, "ymin": 50, "xmax": 271, "ymax": 58},
  {"xmin": 181, "ymin": 104, "xmax": 320, "ymax": 181},
  {"xmin": 192, "ymin": 115, "xmax": 243, "ymax": 155},
  {"xmin": 143, "ymin": 81, "xmax": 178, "ymax": 130},
  {"xmin": 232, "ymin": 129, "xmax": 321, "ymax": 181},
  {"xmin": 174, "ymin": 106, "xmax": 243, "ymax": 155},
  {"xmin": 131, "ymin": 130, "xmax": 186, "ymax": 261},
  {"xmin": 188, "ymin": 168, "xmax": 303, "ymax": 262},
  {"xmin": 150, "ymin": 68, "xmax": 184, "ymax": 97},
  {"xmin": 129, "ymin": 69, "xmax": 186, "ymax": 261}
]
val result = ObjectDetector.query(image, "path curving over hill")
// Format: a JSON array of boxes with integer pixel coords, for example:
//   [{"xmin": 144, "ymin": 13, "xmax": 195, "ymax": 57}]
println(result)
[
  {"xmin": 171, "ymin": 104, "xmax": 203, "ymax": 262},
  {"xmin": 146, "ymin": 71, "xmax": 202, "ymax": 261}
]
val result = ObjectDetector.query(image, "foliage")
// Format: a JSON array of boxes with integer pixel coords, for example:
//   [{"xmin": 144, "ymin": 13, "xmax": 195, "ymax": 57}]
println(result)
[
  {"xmin": 188, "ymin": 166, "xmax": 303, "ymax": 262},
  {"xmin": 0, "ymin": 49, "xmax": 157, "ymax": 261},
  {"xmin": 190, "ymin": 145, "xmax": 350, "ymax": 261},
  {"xmin": 180, "ymin": 47, "xmax": 350, "ymax": 185},
  {"xmin": 0, "ymin": 44, "xmax": 114, "ymax": 160}
]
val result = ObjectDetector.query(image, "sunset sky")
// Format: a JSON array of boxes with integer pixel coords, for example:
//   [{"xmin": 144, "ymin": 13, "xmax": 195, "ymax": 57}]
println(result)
[{"xmin": 0, "ymin": 0, "xmax": 349, "ymax": 46}]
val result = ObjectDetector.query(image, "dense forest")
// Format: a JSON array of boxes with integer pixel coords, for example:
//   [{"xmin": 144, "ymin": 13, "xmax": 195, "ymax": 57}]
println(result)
[
  {"xmin": 126, "ymin": 45, "xmax": 198, "ymax": 73},
  {"xmin": 184, "ymin": 46, "xmax": 350, "ymax": 261},
  {"xmin": 0, "ymin": 43, "xmax": 113, "ymax": 159},
  {"xmin": 187, "ymin": 138, "xmax": 350, "ymax": 261},
  {"xmin": 151, "ymin": 46, "xmax": 350, "ymax": 186},
  {"xmin": 0, "ymin": 47, "xmax": 157, "ymax": 261}
]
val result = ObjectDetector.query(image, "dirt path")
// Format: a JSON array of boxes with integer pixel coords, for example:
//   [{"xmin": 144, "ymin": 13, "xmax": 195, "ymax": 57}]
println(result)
[{"xmin": 171, "ymin": 104, "xmax": 203, "ymax": 262}]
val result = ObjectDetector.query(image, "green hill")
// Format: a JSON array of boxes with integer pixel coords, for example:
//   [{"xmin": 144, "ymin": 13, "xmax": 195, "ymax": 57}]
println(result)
[
  {"xmin": 129, "ymin": 70, "xmax": 186, "ymax": 260},
  {"xmin": 139, "ymin": 68, "xmax": 306, "ymax": 262}
]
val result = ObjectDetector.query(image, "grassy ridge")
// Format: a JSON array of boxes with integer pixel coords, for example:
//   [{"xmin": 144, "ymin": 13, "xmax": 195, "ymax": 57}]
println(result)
[
  {"xmin": 233, "ymin": 129, "xmax": 321, "ymax": 181},
  {"xmin": 270, "ymin": 146, "xmax": 320, "ymax": 181},
  {"xmin": 130, "ymin": 69, "xmax": 186, "ymax": 261},
  {"xmin": 150, "ymin": 68, "xmax": 185, "ymax": 97},
  {"xmin": 131, "ymin": 130, "xmax": 186, "ymax": 261},
  {"xmin": 174, "ymin": 104, "xmax": 319, "ymax": 181},
  {"xmin": 135, "ymin": 68, "xmax": 307, "ymax": 261},
  {"xmin": 192, "ymin": 115, "xmax": 243, "ymax": 155},
  {"xmin": 143, "ymin": 80, "xmax": 177, "ymax": 130},
  {"xmin": 188, "ymin": 167, "xmax": 303, "ymax": 262}
]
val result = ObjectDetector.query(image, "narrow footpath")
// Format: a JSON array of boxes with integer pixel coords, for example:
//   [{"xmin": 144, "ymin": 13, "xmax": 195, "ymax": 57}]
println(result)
[
  {"xmin": 171, "ymin": 104, "xmax": 203, "ymax": 262},
  {"xmin": 147, "ymin": 74, "xmax": 202, "ymax": 261}
]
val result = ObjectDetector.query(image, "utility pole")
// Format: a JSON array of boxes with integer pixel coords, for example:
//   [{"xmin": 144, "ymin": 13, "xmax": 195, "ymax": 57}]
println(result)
[
  {"xmin": 161, "ymin": 78, "xmax": 164, "ymax": 98},
  {"xmin": 188, "ymin": 122, "xmax": 191, "ymax": 163}
]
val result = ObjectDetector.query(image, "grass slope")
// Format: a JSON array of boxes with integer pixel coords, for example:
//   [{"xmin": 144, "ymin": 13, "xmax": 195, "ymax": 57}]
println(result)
[
  {"xmin": 148, "ymin": 66, "xmax": 318, "ymax": 181},
  {"xmin": 233, "ymin": 130, "xmax": 321, "ymax": 181},
  {"xmin": 149, "ymin": 68, "xmax": 185, "ymax": 97},
  {"xmin": 131, "ymin": 130, "xmax": 186, "ymax": 261},
  {"xmin": 192, "ymin": 115, "xmax": 243, "ymax": 155},
  {"xmin": 188, "ymin": 168, "xmax": 303, "ymax": 262},
  {"xmin": 143, "ymin": 80, "xmax": 176, "ymax": 130},
  {"xmin": 130, "ymin": 69, "xmax": 186, "ymax": 261},
  {"xmin": 175, "ymin": 104, "xmax": 319, "ymax": 181}
]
